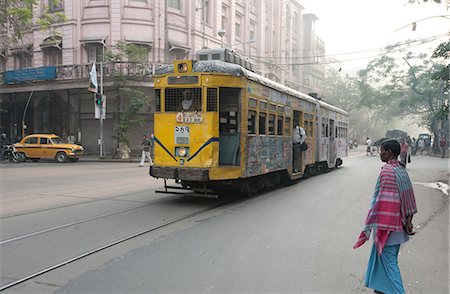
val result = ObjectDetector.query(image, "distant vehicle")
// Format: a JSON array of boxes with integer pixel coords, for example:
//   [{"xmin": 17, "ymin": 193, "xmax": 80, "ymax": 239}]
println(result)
[
  {"xmin": 418, "ymin": 133, "xmax": 432, "ymax": 151},
  {"xmin": 14, "ymin": 134, "xmax": 84, "ymax": 163},
  {"xmin": 385, "ymin": 129, "xmax": 407, "ymax": 141},
  {"xmin": 418, "ymin": 133, "xmax": 431, "ymax": 143}
]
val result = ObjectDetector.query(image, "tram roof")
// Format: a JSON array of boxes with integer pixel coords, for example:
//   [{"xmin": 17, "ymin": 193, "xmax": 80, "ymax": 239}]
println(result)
[{"xmin": 155, "ymin": 60, "xmax": 348, "ymax": 116}]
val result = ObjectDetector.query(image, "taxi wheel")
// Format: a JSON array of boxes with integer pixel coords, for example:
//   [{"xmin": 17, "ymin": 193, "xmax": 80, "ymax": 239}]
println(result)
[
  {"xmin": 18, "ymin": 152, "xmax": 26, "ymax": 162},
  {"xmin": 56, "ymin": 152, "xmax": 68, "ymax": 163}
]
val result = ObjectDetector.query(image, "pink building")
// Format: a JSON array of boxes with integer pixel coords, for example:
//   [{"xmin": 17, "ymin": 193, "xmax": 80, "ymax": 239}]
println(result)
[{"xmin": 0, "ymin": 0, "xmax": 325, "ymax": 154}]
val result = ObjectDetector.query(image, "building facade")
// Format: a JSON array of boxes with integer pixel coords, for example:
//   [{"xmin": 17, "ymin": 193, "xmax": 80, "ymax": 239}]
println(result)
[{"xmin": 0, "ymin": 0, "xmax": 325, "ymax": 155}]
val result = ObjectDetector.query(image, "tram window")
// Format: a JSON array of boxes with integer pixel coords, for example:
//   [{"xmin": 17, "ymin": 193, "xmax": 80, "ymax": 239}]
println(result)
[
  {"xmin": 277, "ymin": 115, "xmax": 283, "ymax": 135},
  {"xmin": 248, "ymin": 110, "xmax": 256, "ymax": 134},
  {"xmin": 269, "ymin": 103, "xmax": 276, "ymax": 112},
  {"xmin": 335, "ymin": 127, "xmax": 338, "ymax": 138},
  {"xmin": 155, "ymin": 89, "xmax": 161, "ymax": 112},
  {"xmin": 259, "ymin": 101, "xmax": 267, "ymax": 110},
  {"xmin": 259, "ymin": 112, "xmax": 266, "ymax": 134},
  {"xmin": 249, "ymin": 98, "xmax": 257, "ymax": 108},
  {"xmin": 278, "ymin": 105, "xmax": 284, "ymax": 113},
  {"xmin": 285, "ymin": 116, "xmax": 291, "ymax": 135},
  {"xmin": 207, "ymin": 88, "xmax": 218, "ymax": 111},
  {"xmin": 165, "ymin": 88, "xmax": 201, "ymax": 112},
  {"xmin": 268, "ymin": 114, "xmax": 275, "ymax": 135}
]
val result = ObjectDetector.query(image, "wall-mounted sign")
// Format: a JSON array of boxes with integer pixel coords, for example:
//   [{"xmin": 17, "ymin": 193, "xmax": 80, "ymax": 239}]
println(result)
[{"xmin": 4, "ymin": 66, "xmax": 57, "ymax": 84}]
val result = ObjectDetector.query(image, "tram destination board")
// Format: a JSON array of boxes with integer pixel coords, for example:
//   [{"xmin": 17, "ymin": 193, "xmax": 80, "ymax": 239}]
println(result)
[{"xmin": 168, "ymin": 76, "xmax": 198, "ymax": 85}]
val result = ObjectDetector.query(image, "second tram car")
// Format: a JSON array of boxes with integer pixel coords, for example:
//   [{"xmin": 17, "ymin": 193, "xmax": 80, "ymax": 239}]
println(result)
[{"xmin": 150, "ymin": 49, "xmax": 348, "ymax": 195}]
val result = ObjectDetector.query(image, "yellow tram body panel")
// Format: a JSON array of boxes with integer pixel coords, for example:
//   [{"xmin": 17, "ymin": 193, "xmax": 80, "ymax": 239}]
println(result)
[
  {"xmin": 153, "ymin": 65, "xmax": 246, "ymax": 181},
  {"xmin": 153, "ymin": 112, "xmax": 218, "ymax": 168},
  {"xmin": 151, "ymin": 58, "xmax": 349, "ymax": 190}
]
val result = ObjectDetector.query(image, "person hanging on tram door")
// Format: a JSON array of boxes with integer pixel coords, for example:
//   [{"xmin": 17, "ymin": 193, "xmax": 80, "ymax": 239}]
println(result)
[{"xmin": 292, "ymin": 124, "xmax": 306, "ymax": 173}]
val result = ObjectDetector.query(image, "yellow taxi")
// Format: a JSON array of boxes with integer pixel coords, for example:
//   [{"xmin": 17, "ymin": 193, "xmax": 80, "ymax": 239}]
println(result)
[{"xmin": 14, "ymin": 134, "xmax": 84, "ymax": 163}]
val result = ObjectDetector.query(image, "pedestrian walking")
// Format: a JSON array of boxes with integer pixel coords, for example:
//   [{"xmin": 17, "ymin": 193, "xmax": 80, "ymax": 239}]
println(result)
[
  {"xmin": 366, "ymin": 137, "xmax": 373, "ymax": 156},
  {"xmin": 139, "ymin": 134, "xmax": 153, "ymax": 167},
  {"xmin": 399, "ymin": 138, "xmax": 409, "ymax": 167},
  {"xmin": 354, "ymin": 139, "xmax": 417, "ymax": 294}
]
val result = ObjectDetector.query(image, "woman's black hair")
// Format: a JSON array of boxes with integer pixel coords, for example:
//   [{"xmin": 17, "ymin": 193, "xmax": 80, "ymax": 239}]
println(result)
[{"xmin": 381, "ymin": 139, "xmax": 401, "ymax": 157}]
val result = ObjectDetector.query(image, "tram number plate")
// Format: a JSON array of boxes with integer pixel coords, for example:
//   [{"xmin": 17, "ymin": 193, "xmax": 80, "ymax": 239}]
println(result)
[{"xmin": 175, "ymin": 126, "xmax": 190, "ymax": 144}]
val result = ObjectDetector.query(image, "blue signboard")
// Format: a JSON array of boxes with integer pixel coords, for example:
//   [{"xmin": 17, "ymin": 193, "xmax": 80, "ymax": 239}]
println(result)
[{"xmin": 4, "ymin": 66, "xmax": 57, "ymax": 84}]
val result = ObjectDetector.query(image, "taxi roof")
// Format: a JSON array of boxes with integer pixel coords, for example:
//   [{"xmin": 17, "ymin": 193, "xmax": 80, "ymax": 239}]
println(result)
[{"xmin": 24, "ymin": 134, "xmax": 60, "ymax": 138}]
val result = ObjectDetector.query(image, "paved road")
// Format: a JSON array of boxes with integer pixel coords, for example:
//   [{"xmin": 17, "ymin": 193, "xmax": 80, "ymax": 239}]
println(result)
[{"xmin": 0, "ymin": 152, "xmax": 448, "ymax": 293}]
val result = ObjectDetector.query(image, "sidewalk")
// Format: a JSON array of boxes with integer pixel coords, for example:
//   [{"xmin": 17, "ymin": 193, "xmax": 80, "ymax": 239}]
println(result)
[{"xmin": 79, "ymin": 154, "xmax": 140, "ymax": 163}]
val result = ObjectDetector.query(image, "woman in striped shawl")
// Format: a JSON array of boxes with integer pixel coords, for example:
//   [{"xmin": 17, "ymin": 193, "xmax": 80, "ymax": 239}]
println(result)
[{"xmin": 354, "ymin": 140, "xmax": 417, "ymax": 294}]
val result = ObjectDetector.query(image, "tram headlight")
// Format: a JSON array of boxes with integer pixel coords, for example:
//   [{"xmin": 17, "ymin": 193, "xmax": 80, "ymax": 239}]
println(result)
[{"xmin": 176, "ymin": 147, "xmax": 189, "ymax": 157}]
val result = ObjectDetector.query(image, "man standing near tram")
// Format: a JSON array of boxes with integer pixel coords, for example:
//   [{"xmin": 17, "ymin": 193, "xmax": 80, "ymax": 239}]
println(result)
[{"xmin": 292, "ymin": 124, "xmax": 306, "ymax": 172}]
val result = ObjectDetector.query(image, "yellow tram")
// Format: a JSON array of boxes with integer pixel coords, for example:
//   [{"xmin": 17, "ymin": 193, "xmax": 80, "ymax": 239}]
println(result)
[{"xmin": 150, "ymin": 49, "xmax": 348, "ymax": 195}]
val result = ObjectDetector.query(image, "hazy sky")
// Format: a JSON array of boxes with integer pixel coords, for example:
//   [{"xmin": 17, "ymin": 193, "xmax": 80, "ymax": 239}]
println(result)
[{"xmin": 299, "ymin": 0, "xmax": 449, "ymax": 72}]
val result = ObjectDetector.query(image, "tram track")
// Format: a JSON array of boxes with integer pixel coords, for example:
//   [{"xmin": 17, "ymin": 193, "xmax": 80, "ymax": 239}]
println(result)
[
  {"xmin": 0, "ymin": 196, "xmax": 171, "ymax": 245},
  {"xmin": 0, "ymin": 184, "xmax": 163, "ymax": 219},
  {"xmin": 0, "ymin": 195, "xmax": 236, "ymax": 292}
]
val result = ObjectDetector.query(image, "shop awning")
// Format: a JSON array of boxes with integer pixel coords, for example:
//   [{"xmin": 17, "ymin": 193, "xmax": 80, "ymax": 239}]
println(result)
[
  {"xmin": 169, "ymin": 40, "xmax": 190, "ymax": 53},
  {"xmin": 125, "ymin": 38, "xmax": 153, "ymax": 47},
  {"xmin": 80, "ymin": 36, "xmax": 107, "ymax": 46},
  {"xmin": 40, "ymin": 36, "xmax": 62, "ymax": 50}
]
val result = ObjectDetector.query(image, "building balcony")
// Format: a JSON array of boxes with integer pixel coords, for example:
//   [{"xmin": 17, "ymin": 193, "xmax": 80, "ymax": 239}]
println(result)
[{"xmin": 1, "ymin": 61, "xmax": 156, "ymax": 87}]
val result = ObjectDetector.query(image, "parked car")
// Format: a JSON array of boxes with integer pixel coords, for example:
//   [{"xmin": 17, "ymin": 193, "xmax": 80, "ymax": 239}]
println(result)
[{"xmin": 14, "ymin": 134, "xmax": 84, "ymax": 163}]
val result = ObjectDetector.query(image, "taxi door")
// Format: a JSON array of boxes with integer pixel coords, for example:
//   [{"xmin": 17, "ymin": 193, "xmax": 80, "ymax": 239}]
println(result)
[
  {"xmin": 23, "ymin": 136, "xmax": 39, "ymax": 158},
  {"xmin": 39, "ymin": 137, "xmax": 50, "ymax": 158}
]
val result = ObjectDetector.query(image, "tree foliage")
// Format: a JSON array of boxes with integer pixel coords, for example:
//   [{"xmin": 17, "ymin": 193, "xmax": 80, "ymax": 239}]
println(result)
[
  {"xmin": 0, "ymin": 0, "xmax": 66, "ymax": 49},
  {"xmin": 354, "ymin": 42, "xmax": 447, "ymax": 147},
  {"xmin": 104, "ymin": 42, "xmax": 150, "ymax": 149}
]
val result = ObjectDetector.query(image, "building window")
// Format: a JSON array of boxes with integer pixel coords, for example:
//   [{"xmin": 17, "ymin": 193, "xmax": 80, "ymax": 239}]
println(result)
[
  {"xmin": 127, "ymin": 44, "xmax": 149, "ymax": 62},
  {"xmin": 0, "ymin": 56, "xmax": 5, "ymax": 72},
  {"xmin": 168, "ymin": 0, "xmax": 181, "ymax": 10},
  {"xmin": 48, "ymin": 0, "xmax": 63, "ymax": 12},
  {"xmin": 235, "ymin": 13, "xmax": 242, "ymax": 40},
  {"xmin": 43, "ymin": 47, "xmax": 62, "ymax": 65},
  {"xmin": 221, "ymin": 5, "xmax": 228, "ymax": 30},
  {"xmin": 201, "ymin": 0, "xmax": 211, "ymax": 25},
  {"xmin": 86, "ymin": 44, "xmax": 104, "ymax": 63},
  {"xmin": 250, "ymin": 21, "xmax": 256, "ymax": 42},
  {"xmin": 13, "ymin": 50, "xmax": 33, "ymax": 69}
]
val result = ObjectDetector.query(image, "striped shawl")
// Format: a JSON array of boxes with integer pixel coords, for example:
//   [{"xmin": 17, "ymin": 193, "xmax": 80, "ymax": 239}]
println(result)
[{"xmin": 353, "ymin": 160, "xmax": 417, "ymax": 255}]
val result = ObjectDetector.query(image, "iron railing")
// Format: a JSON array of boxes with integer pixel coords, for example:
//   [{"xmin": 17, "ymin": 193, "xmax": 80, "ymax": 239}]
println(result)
[{"xmin": 1, "ymin": 61, "xmax": 157, "ymax": 85}]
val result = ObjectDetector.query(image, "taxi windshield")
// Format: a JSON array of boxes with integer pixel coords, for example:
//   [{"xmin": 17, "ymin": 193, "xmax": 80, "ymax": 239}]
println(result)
[{"xmin": 50, "ymin": 137, "xmax": 64, "ymax": 144}]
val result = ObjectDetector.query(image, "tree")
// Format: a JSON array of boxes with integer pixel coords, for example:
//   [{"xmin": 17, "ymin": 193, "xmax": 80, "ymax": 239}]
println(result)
[
  {"xmin": 104, "ymin": 42, "xmax": 150, "ymax": 159},
  {"xmin": 356, "ymin": 42, "xmax": 447, "ymax": 149},
  {"xmin": 0, "ymin": 0, "xmax": 66, "ymax": 49}
]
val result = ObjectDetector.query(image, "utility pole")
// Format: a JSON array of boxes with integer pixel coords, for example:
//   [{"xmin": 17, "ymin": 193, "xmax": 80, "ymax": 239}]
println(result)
[
  {"xmin": 99, "ymin": 46, "xmax": 105, "ymax": 158},
  {"xmin": 164, "ymin": 0, "xmax": 168, "ymax": 63}
]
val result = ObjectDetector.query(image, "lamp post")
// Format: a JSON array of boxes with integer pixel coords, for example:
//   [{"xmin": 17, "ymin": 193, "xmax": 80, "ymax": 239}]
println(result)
[{"xmin": 217, "ymin": 29, "xmax": 226, "ymax": 48}]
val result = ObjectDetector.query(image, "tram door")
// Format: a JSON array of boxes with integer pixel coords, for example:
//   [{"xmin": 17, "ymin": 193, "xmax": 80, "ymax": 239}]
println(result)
[
  {"xmin": 329, "ymin": 119, "xmax": 335, "ymax": 166},
  {"xmin": 292, "ymin": 110, "xmax": 303, "ymax": 173},
  {"xmin": 218, "ymin": 87, "xmax": 241, "ymax": 166}
]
